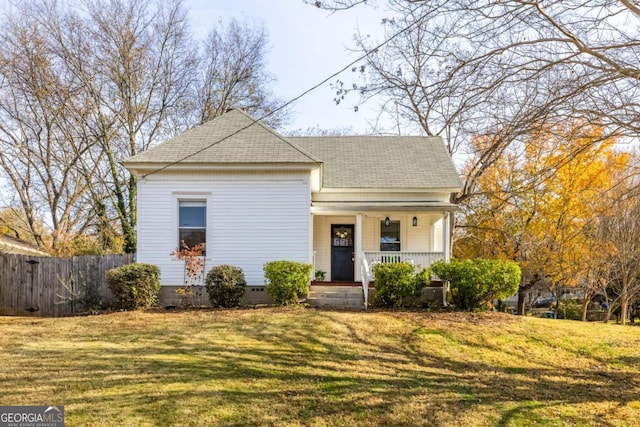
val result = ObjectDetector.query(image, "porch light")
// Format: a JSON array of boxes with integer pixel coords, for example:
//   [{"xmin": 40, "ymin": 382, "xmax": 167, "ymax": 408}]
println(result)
[
  {"xmin": 384, "ymin": 217, "xmax": 390, "ymax": 226},
  {"xmin": 413, "ymin": 216, "xmax": 418, "ymax": 227}
]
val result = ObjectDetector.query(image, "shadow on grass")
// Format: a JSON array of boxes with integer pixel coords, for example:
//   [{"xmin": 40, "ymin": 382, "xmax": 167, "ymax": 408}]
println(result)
[{"xmin": 1, "ymin": 309, "xmax": 639, "ymax": 426}]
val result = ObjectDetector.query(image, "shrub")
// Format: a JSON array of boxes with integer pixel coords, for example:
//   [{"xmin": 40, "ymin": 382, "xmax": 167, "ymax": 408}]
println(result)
[
  {"xmin": 413, "ymin": 268, "xmax": 432, "ymax": 289},
  {"xmin": 205, "ymin": 265, "xmax": 246, "ymax": 307},
  {"xmin": 106, "ymin": 263, "xmax": 161, "ymax": 309},
  {"xmin": 264, "ymin": 261, "xmax": 312, "ymax": 305},
  {"xmin": 374, "ymin": 262, "xmax": 423, "ymax": 308},
  {"xmin": 557, "ymin": 299, "xmax": 582, "ymax": 320},
  {"xmin": 430, "ymin": 258, "xmax": 520, "ymax": 311}
]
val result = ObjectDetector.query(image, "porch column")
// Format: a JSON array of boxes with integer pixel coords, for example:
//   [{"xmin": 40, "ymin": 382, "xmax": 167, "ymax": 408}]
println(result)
[
  {"xmin": 442, "ymin": 211, "xmax": 451, "ymax": 307},
  {"xmin": 442, "ymin": 211, "xmax": 451, "ymax": 262},
  {"xmin": 309, "ymin": 213, "xmax": 315, "ymax": 280},
  {"xmin": 355, "ymin": 213, "xmax": 363, "ymax": 281}
]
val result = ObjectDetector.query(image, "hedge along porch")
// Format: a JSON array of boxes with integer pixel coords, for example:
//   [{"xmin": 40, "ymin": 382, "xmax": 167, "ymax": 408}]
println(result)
[{"xmin": 123, "ymin": 109, "xmax": 461, "ymax": 307}]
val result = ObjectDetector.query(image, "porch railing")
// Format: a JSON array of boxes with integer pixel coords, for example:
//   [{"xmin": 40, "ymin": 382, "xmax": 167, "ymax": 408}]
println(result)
[
  {"xmin": 360, "ymin": 251, "xmax": 449, "ymax": 310},
  {"xmin": 363, "ymin": 251, "xmax": 444, "ymax": 273},
  {"xmin": 361, "ymin": 251, "xmax": 448, "ymax": 309}
]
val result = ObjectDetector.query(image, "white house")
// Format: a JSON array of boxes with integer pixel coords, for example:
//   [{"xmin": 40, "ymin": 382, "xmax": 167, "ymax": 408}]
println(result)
[{"xmin": 123, "ymin": 108, "xmax": 461, "ymax": 306}]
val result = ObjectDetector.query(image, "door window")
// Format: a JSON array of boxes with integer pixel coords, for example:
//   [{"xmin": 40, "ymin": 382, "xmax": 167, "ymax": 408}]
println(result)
[{"xmin": 332, "ymin": 226, "xmax": 353, "ymax": 247}]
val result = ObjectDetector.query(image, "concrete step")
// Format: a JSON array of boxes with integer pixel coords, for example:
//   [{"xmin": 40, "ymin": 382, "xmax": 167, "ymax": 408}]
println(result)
[
  {"xmin": 307, "ymin": 285, "xmax": 365, "ymax": 310},
  {"xmin": 308, "ymin": 290, "xmax": 363, "ymax": 299},
  {"xmin": 307, "ymin": 294, "xmax": 363, "ymax": 302},
  {"xmin": 309, "ymin": 286, "xmax": 362, "ymax": 296}
]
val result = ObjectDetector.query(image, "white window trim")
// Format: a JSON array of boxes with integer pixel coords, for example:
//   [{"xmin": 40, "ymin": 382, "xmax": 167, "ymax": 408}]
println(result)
[
  {"xmin": 380, "ymin": 219, "xmax": 401, "ymax": 252},
  {"xmin": 172, "ymin": 193, "xmax": 212, "ymax": 261}
]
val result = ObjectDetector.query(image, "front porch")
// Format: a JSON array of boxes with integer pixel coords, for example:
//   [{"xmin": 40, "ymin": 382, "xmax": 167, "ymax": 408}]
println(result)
[{"xmin": 311, "ymin": 211, "xmax": 452, "ymax": 283}]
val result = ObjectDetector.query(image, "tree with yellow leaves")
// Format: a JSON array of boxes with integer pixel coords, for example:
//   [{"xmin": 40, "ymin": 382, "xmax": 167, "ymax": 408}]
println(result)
[{"xmin": 456, "ymin": 121, "xmax": 632, "ymax": 317}]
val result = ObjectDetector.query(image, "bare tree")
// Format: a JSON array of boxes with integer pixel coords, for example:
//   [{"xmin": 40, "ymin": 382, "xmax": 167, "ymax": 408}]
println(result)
[
  {"xmin": 192, "ymin": 18, "xmax": 286, "ymax": 128},
  {"xmin": 596, "ymin": 195, "xmax": 640, "ymax": 325},
  {"xmin": 313, "ymin": 0, "xmax": 640, "ymax": 202},
  {"xmin": 55, "ymin": 0, "xmax": 197, "ymax": 253},
  {"xmin": 0, "ymin": 0, "xmax": 285, "ymax": 254},
  {"xmin": 0, "ymin": 5, "xmax": 96, "ymax": 249}
]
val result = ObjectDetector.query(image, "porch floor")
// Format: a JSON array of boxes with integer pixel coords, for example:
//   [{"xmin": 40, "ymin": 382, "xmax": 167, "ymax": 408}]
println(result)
[
  {"xmin": 311, "ymin": 280, "xmax": 444, "ymax": 288},
  {"xmin": 311, "ymin": 280, "xmax": 366, "ymax": 287}
]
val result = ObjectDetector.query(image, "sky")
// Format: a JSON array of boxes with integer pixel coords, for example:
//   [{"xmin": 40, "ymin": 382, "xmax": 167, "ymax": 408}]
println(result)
[{"xmin": 184, "ymin": 0, "xmax": 389, "ymax": 134}]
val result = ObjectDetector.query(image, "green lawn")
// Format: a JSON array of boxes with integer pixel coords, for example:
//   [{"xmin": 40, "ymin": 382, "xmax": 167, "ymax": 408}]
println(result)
[{"xmin": 1, "ymin": 308, "xmax": 639, "ymax": 426}]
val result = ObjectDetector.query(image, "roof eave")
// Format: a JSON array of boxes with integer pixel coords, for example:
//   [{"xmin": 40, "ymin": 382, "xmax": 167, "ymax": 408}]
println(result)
[
  {"xmin": 123, "ymin": 161, "xmax": 322, "ymax": 176},
  {"xmin": 317, "ymin": 186, "xmax": 462, "ymax": 193}
]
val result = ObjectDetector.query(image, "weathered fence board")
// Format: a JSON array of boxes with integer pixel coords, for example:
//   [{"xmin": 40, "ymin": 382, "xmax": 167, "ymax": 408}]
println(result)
[{"xmin": 0, "ymin": 254, "xmax": 134, "ymax": 317}]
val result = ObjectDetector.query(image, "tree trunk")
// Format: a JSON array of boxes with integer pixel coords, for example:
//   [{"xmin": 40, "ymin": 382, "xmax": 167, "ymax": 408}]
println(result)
[
  {"xmin": 620, "ymin": 298, "xmax": 629, "ymax": 326},
  {"xmin": 517, "ymin": 289, "xmax": 526, "ymax": 315},
  {"xmin": 581, "ymin": 298, "xmax": 589, "ymax": 322}
]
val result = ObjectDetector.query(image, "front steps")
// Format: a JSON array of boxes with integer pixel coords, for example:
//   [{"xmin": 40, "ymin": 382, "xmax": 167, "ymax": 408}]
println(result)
[{"xmin": 307, "ymin": 284, "xmax": 366, "ymax": 310}]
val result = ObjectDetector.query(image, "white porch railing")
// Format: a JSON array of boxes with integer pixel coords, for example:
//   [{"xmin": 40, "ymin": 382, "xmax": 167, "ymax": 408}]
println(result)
[
  {"xmin": 363, "ymin": 251, "xmax": 444, "ymax": 273},
  {"xmin": 360, "ymin": 251, "xmax": 445, "ymax": 310}
]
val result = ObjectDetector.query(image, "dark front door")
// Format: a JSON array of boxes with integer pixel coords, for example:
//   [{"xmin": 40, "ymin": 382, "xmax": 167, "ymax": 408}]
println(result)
[{"xmin": 331, "ymin": 224, "xmax": 354, "ymax": 281}]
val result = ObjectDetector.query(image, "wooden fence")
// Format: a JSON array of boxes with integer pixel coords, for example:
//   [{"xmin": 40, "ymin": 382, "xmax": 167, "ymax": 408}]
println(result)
[{"xmin": 0, "ymin": 253, "xmax": 134, "ymax": 317}]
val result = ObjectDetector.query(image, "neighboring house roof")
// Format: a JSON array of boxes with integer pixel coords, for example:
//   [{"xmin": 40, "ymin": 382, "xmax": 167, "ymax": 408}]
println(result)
[
  {"xmin": 291, "ymin": 136, "xmax": 461, "ymax": 190},
  {"xmin": 0, "ymin": 234, "xmax": 49, "ymax": 256},
  {"xmin": 124, "ymin": 108, "xmax": 319, "ymax": 166}
]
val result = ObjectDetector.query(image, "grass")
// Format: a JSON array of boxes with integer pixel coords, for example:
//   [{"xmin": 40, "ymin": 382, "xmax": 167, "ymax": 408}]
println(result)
[{"xmin": 1, "ymin": 308, "xmax": 639, "ymax": 426}]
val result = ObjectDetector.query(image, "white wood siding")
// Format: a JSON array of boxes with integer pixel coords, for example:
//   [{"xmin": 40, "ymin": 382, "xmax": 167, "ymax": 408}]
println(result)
[
  {"xmin": 361, "ymin": 216, "xmax": 376, "ymax": 251},
  {"xmin": 137, "ymin": 171, "xmax": 311, "ymax": 286}
]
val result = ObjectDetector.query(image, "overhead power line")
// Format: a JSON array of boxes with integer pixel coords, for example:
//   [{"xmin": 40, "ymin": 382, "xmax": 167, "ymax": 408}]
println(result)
[{"xmin": 142, "ymin": 12, "xmax": 426, "ymax": 178}]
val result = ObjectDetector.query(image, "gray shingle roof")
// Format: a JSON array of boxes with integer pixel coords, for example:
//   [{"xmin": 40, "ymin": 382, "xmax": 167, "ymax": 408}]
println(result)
[
  {"xmin": 124, "ymin": 108, "xmax": 319, "ymax": 164},
  {"xmin": 291, "ymin": 136, "xmax": 461, "ymax": 190},
  {"xmin": 124, "ymin": 109, "xmax": 461, "ymax": 191}
]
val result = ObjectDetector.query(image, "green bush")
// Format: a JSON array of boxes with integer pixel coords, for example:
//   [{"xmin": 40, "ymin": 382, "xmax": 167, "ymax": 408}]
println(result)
[
  {"xmin": 264, "ymin": 261, "xmax": 312, "ymax": 305},
  {"xmin": 106, "ymin": 263, "xmax": 161, "ymax": 309},
  {"xmin": 557, "ymin": 299, "xmax": 582, "ymax": 320},
  {"xmin": 205, "ymin": 265, "xmax": 246, "ymax": 307},
  {"xmin": 374, "ymin": 262, "xmax": 425, "ymax": 308},
  {"xmin": 430, "ymin": 258, "xmax": 520, "ymax": 311},
  {"xmin": 413, "ymin": 268, "xmax": 432, "ymax": 289}
]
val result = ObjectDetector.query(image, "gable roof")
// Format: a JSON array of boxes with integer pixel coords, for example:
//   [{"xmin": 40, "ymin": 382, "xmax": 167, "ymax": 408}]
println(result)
[
  {"xmin": 291, "ymin": 136, "xmax": 461, "ymax": 190},
  {"xmin": 124, "ymin": 108, "xmax": 320, "ymax": 166},
  {"xmin": 123, "ymin": 109, "xmax": 461, "ymax": 191}
]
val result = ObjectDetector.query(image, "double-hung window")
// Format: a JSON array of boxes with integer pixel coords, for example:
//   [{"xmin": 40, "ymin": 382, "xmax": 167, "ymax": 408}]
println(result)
[
  {"xmin": 380, "ymin": 220, "xmax": 400, "ymax": 251},
  {"xmin": 178, "ymin": 200, "xmax": 206, "ymax": 253}
]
